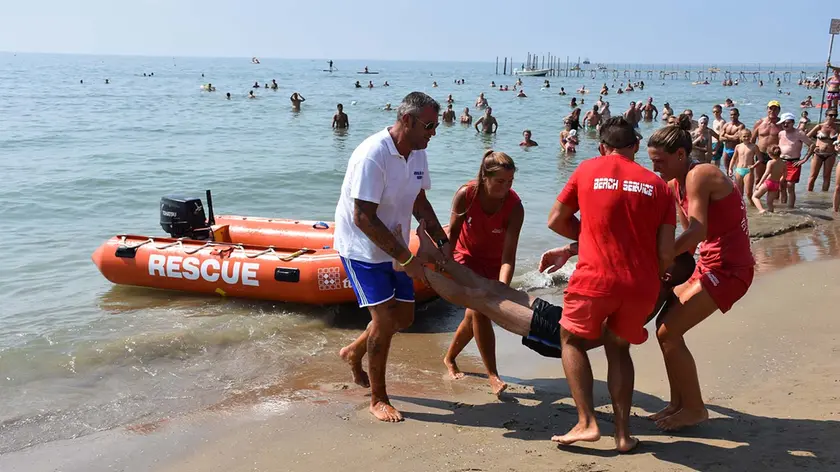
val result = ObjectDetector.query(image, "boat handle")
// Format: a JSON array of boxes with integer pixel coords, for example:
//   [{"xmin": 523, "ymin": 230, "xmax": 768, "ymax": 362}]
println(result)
[{"xmin": 313, "ymin": 221, "xmax": 329, "ymax": 230}]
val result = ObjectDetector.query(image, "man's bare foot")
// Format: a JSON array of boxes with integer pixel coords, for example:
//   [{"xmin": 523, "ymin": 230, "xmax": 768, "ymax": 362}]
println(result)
[
  {"xmin": 655, "ymin": 407, "xmax": 709, "ymax": 431},
  {"xmin": 646, "ymin": 403, "xmax": 680, "ymax": 421},
  {"xmin": 339, "ymin": 346, "xmax": 369, "ymax": 388},
  {"xmin": 416, "ymin": 220, "xmax": 443, "ymax": 261},
  {"xmin": 551, "ymin": 421, "xmax": 601, "ymax": 445},
  {"xmin": 615, "ymin": 435, "xmax": 640, "ymax": 453},
  {"xmin": 444, "ymin": 357, "xmax": 465, "ymax": 379},
  {"xmin": 370, "ymin": 401, "xmax": 404, "ymax": 422},
  {"xmin": 488, "ymin": 375, "xmax": 508, "ymax": 396}
]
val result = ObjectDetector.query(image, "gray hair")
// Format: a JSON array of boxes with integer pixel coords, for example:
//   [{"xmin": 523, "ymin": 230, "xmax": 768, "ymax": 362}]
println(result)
[{"xmin": 396, "ymin": 92, "xmax": 440, "ymax": 119}]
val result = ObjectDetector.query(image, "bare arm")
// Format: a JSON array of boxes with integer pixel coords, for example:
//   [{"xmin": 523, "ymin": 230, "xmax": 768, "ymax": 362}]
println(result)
[
  {"xmin": 474, "ymin": 117, "xmax": 483, "ymax": 132},
  {"xmin": 728, "ymin": 147, "xmax": 739, "ymax": 175},
  {"xmin": 750, "ymin": 120, "xmax": 761, "ymax": 144},
  {"xmin": 498, "ymin": 202, "xmax": 524, "ymax": 285},
  {"xmin": 353, "ymin": 199, "xmax": 412, "ymax": 263},
  {"xmin": 491, "ymin": 118, "xmax": 498, "ymax": 133},
  {"xmin": 331, "ymin": 114, "xmax": 336, "ymax": 128},
  {"xmin": 412, "ymin": 189, "xmax": 447, "ymax": 243},
  {"xmin": 547, "ymin": 200, "xmax": 581, "ymax": 241},
  {"xmin": 674, "ymin": 169, "xmax": 713, "ymax": 256},
  {"xmin": 656, "ymin": 223, "xmax": 676, "ymax": 277},
  {"xmin": 446, "ymin": 186, "xmax": 470, "ymax": 258}
]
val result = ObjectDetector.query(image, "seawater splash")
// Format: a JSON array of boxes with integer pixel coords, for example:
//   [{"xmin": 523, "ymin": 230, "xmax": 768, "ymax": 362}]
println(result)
[{"xmin": 514, "ymin": 261, "xmax": 576, "ymax": 292}]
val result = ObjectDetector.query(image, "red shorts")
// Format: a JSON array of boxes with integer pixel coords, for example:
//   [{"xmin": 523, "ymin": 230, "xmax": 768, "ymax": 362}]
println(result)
[
  {"xmin": 785, "ymin": 161, "xmax": 801, "ymax": 183},
  {"xmin": 454, "ymin": 253, "xmax": 501, "ymax": 280},
  {"xmin": 560, "ymin": 292, "xmax": 655, "ymax": 345},
  {"xmin": 688, "ymin": 265, "xmax": 754, "ymax": 313}
]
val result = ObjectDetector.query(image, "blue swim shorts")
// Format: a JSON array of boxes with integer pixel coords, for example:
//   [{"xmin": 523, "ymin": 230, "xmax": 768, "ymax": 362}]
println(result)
[{"xmin": 340, "ymin": 257, "xmax": 415, "ymax": 307}]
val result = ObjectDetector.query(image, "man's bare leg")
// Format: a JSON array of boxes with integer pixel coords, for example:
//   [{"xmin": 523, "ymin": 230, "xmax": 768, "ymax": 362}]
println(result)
[
  {"xmin": 425, "ymin": 270, "xmax": 533, "ymax": 336},
  {"xmin": 602, "ymin": 330, "xmax": 639, "ymax": 453},
  {"xmin": 415, "ymin": 221, "xmax": 531, "ymax": 307},
  {"xmin": 339, "ymin": 324, "xmax": 370, "ymax": 388},
  {"xmin": 552, "ymin": 327, "xmax": 601, "ymax": 445},
  {"xmin": 366, "ymin": 299, "xmax": 407, "ymax": 422}
]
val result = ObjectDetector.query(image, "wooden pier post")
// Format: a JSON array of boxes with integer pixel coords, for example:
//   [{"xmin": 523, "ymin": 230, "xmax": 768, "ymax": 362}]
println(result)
[
  {"xmin": 503, "ymin": 57, "xmax": 507, "ymax": 75},
  {"xmin": 495, "ymin": 56, "xmax": 499, "ymax": 75}
]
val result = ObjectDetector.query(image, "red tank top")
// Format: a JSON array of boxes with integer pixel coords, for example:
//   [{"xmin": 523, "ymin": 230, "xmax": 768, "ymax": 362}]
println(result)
[
  {"xmin": 675, "ymin": 169, "xmax": 755, "ymax": 272},
  {"xmin": 453, "ymin": 182, "xmax": 520, "ymax": 266}
]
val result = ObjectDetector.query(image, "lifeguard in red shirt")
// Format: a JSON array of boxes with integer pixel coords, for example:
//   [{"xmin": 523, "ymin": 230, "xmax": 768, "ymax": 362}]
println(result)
[
  {"xmin": 443, "ymin": 150, "xmax": 524, "ymax": 396},
  {"xmin": 549, "ymin": 116, "xmax": 676, "ymax": 452}
]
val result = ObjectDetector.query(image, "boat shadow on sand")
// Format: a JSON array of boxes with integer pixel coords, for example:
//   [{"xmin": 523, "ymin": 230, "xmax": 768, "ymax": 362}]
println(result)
[{"xmin": 393, "ymin": 377, "xmax": 840, "ymax": 471}]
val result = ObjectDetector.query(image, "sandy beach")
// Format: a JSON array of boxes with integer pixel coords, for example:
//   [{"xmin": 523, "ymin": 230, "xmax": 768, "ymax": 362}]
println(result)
[{"xmin": 3, "ymin": 221, "xmax": 839, "ymax": 472}]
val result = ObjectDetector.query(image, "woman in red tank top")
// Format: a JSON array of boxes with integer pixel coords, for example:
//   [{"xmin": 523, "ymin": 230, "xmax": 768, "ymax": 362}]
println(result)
[
  {"xmin": 444, "ymin": 150, "xmax": 523, "ymax": 395},
  {"xmin": 646, "ymin": 114, "xmax": 755, "ymax": 431}
]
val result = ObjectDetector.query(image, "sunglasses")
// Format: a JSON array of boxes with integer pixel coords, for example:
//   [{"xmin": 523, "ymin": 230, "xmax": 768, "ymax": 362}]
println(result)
[{"xmin": 413, "ymin": 115, "xmax": 439, "ymax": 130}]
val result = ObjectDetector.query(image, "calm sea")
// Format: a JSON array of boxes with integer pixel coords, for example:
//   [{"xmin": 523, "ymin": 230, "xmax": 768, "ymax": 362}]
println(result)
[{"xmin": 0, "ymin": 52, "xmax": 829, "ymax": 453}]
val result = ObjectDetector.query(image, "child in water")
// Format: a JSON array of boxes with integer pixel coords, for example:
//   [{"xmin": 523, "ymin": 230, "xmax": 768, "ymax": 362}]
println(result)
[{"xmin": 752, "ymin": 145, "xmax": 785, "ymax": 213}]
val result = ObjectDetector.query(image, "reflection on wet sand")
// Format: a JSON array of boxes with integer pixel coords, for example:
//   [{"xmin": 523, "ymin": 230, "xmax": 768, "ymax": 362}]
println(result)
[{"xmin": 753, "ymin": 223, "xmax": 840, "ymax": 273}]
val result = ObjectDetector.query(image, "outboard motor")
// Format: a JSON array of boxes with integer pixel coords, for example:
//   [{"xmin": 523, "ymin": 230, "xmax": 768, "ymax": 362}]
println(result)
[{"xmin": 159, "ymin": 190, "xmax": 216, "ymax": 240}]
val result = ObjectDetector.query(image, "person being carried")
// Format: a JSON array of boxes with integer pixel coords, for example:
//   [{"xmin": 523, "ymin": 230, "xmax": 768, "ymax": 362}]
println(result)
[
  {"xmin": 442, "ymin": 151, "xmax": 524, "ymax": 395},
  {"xmin": 752, "ymin": 145, "xmax": 785, "ymax": 213},
  {"xmin": 520, "ymin": 130, "xmax": 538, "ymax": 147}
]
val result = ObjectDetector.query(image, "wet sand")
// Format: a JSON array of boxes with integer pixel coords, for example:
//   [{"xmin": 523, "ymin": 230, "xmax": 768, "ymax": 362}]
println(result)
[{"xmin": 3, "ymin": 223, "xmax": 840, "ymax": 472}]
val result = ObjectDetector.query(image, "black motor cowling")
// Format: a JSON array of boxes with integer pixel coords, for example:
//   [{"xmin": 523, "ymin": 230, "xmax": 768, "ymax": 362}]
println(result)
[{"xmin": 160, "ymin": 194, "xmax": 211, "ymax": 239}]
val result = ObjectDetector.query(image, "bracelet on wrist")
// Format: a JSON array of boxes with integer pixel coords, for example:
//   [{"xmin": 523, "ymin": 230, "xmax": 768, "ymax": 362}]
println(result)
[{"xmin": 399, "ymin": 253, "xmax": 415, "ymax": 267}]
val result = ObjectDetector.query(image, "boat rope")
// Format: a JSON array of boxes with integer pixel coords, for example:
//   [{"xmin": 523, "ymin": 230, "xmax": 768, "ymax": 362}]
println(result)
[{"xmin": 118, "ymin": 236, "xmax": 312, "ymax": 261}]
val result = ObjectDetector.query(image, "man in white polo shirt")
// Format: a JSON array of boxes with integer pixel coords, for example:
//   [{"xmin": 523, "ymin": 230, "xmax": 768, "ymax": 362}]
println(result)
[{"xmin": 335, "ymin": 91, "xmax": 450, "ymax": 422}]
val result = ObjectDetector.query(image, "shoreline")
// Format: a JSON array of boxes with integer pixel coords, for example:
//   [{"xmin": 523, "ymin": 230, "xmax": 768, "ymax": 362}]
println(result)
[{"xmin": 2, "ymin": 214, "xmax": 839, "ymax": 471}]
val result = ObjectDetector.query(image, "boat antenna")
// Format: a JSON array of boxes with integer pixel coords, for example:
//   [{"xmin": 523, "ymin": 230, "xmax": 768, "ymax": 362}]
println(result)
[{"xmin": 205, "ymin": 189, "xmax": 215, "ymax": 226}]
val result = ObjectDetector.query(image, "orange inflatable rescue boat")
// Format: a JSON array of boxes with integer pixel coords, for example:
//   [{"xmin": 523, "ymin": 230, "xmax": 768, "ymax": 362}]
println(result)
[{"xmin": 92, "ymin": 191, "xmax": 437, "ymax": 304}]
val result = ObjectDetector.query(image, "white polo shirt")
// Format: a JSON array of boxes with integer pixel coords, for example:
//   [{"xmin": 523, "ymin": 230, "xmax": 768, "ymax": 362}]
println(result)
[{"xmin": 334, "ymin": 128, "xmax": 432, "ymax": 263}]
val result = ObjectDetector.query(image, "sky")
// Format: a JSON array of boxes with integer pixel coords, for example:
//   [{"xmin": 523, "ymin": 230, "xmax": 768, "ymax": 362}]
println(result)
[{"xmin": 1, "ymin": 0, "xmax": 838, "ymax": 64}]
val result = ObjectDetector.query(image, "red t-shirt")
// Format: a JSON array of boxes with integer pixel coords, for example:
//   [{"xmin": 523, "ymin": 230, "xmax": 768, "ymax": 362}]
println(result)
[
  {"xmin": 454, "ymin": 182, "xmax": 521, "ymax": 270},
  {"xmin": 557, "ymin": 154, "xmax": 676, "ymax": 301}
]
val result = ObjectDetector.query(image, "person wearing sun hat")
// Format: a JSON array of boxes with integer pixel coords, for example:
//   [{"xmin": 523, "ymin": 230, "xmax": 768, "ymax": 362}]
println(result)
[
  {"xmin": 750, "ymin": 100, "xmax": 784, "ymax": 185},
  {"xmin": 777, "ymin": 111, "xmax": 814, "ymax": 208}
]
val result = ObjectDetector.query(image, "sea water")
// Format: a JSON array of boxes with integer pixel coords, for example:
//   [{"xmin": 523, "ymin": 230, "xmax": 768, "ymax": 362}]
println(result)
[{"xmin": 0, "ymin": 52, "xmax": 828, "ymax": 453}]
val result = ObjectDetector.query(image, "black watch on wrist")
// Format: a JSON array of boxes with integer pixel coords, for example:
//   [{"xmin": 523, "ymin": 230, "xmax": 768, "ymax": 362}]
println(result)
[{"xmin": 436, "ymin": 237, "xmax": 449, "ymax": 249}]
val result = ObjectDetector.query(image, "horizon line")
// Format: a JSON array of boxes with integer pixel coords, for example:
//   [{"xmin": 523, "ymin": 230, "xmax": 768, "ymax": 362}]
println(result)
[{"xmin": 0, "ymin": 50, "xmax": 827, "ymax": 68}]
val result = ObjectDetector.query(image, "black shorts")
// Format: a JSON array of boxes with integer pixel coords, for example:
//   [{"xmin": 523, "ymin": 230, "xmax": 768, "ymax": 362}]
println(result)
[
  {"xmin": 759, "ymin": 151, "xmax": 771, "ymax": 163},
  {"xmin": 520, "ymin": 252, "xmax": 695, "ymax": 358},
  {"xmin": 521, "ymin": 298, "xmax": 563, "ymax": 358}
]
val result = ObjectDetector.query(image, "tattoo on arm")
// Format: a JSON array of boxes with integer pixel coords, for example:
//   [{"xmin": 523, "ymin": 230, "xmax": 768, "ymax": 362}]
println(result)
[
  {"xmin": 354, "ymin": 200, "xmax": 411, "ymax": 262},
  {"xmin": 413, "ymin": 191, "xmax": 446, "ymax": 241}
]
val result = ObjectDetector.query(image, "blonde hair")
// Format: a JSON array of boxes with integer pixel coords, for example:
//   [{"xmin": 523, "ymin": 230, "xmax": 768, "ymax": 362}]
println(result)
[{"xmin": 455, "ymin": 150, "xmax": 516, "ymax": 216}]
